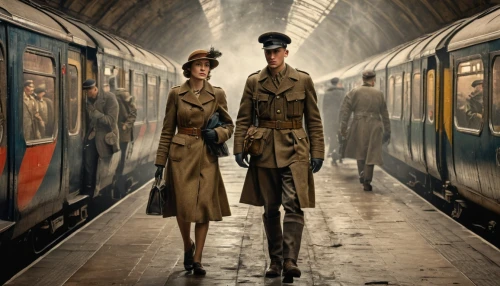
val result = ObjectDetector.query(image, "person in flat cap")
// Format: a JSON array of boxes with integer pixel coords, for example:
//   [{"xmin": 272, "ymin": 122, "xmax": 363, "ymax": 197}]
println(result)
[
  {"xmin": 233, "ymin": 31, "xmax": 324, "ymax": 280},
  {"xmin": 33, "ymin": 86, "xmax": 54, "ymax": 137},
  {"xmin": 115, "ymin": 87, "xmax": 137, "ymax": 183},
  {"xmin": 465, "ymin": 78, "xmax": 484, "ymax": 129},
  {"xmin": 82, "ymin": 78, "xmax": 120, "ymax": 196},
  {"xmin": 339, "ymin": 70, "xmax": 390, "ymax": 192},
  {"xmin": 323, "ymin": 77, "xmax": 345, "ymax": 166},
  {"xmin": 154, "ymin": 47, "xmax": 233, "ymax": 276}
]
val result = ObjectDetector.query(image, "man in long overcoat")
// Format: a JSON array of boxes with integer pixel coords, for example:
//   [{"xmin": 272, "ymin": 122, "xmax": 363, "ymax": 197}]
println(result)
[
  {"xmin": 322, "ymin": 77, "xmax": 345, "ymax": 165},
  {"xmin": 115, "ymin": 88, "xmax": 137, "ymax": 177},
  {"xmin": 83, "ymin": 79, "xmax": 120, "ymax": 195},
  {"xmin": 339, "ymin": 70, "xmax": 390, "ymax": 191},
  {"xmin": 234, "ymin": 32, "xmax": 324, "ymax": 280}
]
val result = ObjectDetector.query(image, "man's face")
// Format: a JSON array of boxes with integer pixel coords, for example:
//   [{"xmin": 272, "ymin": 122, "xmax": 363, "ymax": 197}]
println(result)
[
  {"xmin": 264, "ymin": 48, "xmax": 288, "ymax": 69},
  {"xmin": 475, "ymin": 84, "xmax": 483, "ymax": 93},
  {"xmin": 24, "ymin": 84, "xmax": 34, "ymax": 94},
  {"xmin": 85, "ymin": 86, "xmax": 98, "ymax": 99}
]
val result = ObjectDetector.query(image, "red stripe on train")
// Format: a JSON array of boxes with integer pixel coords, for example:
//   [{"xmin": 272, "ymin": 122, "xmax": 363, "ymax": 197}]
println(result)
[
  {"xmin": 0, "ymin": 147, "xmax": 6, "ymax": 175},
  {"xmin": 17, "ymin": 142, "xmax": 57, "ymax": 210},
  {"xmin": 138, "ymin": 124, "xmax": 147, "ymax": 138}
]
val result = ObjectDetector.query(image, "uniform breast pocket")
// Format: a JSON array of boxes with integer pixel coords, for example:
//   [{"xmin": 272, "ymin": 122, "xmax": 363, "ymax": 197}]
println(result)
[
  {"xmin": 286, "ymin": 92, "xmax": 305, "ymax": 118},
  {"xmin": 169, "ymin": 136, "xmax": 186, "ymax": 162},
  {"xmin": 257, "ymin": 93, "xmax": 270, "ymax": 117}
]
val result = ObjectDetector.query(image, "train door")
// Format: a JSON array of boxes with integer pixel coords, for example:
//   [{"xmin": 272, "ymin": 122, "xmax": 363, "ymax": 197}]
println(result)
[
  {"xmin": 143, "ymin": 74, "xmax": 158, "ymax": 164},
  {"xmin": 0, "ymin": 24, "xmax": 13, "ymax": 232},
  {"xmin": 402, "ymin": 68, "xmax": 412, "ymax": 163},
  {"xmin": 452, "ymin": 54, "xmax": 485, "ymax": 193},
  {"xmin": 410, "ymin": 62, "xmax": 426, "ymax": 173},
  {"xmin": 65, "ymin": 49, "xmax": 84, "ymax": 197},
  {"xmin": 423, "ymin": 57, "xmax": 440, "ymax": 180}
]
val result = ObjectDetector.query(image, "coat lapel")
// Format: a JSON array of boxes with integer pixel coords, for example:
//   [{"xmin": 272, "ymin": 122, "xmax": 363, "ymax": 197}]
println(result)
[
  {"xmin": 199, "ymin": 81, "xmax": 215, "ymax": 105},
  {"xmin": 276, "ymin": 65, "xmax": 298, "ymax": 95},
  {"xmin": 179, "ymin": 81, "xmax": 203, "ymax": 108},
  {"xmin": 259, "ymin": 69, "xmax": 278, "ymax": 95}
]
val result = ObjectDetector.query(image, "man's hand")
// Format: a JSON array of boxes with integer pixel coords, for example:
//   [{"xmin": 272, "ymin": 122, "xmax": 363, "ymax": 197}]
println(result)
[
  {"xmin": 310, "ymin": 158, "xmax": 323, "ymax": 173},
  {"xmin": 383, "ymin": 132, "xmax": 391, "ymax": 144},
  {"xmin": 155, "ymin": 165, "xmax": 164, "ymax": 180},
  {"xmin": 235, "ymin": 153, "xmax": 249, "ymax": 168},
  {"xmin": 202, "ymin": 129, "xmax": 218, "ymax": 144},
  {"xmin": 122, "ymin": 124, "xmax": 127, "ymax": 131},
  {"xmin": 86, "ymin": 102, "xmax": 96, "ymax": 113}
]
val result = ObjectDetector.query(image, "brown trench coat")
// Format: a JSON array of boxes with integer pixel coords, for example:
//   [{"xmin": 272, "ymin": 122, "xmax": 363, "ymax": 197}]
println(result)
[
  {"xmin": 339, "ymin": 84, "xmax": 390, "ymax": 165},
  {"xmin": 234, "ymin": 65, "xmax": 325, "ymax": 208},
  {"xmin": 86, "ymin": 91, "xmax": 120, "ymax": 157},
  {"xmin": 155, "ymin": 80, "xmax": 234, "ymax": 223}
]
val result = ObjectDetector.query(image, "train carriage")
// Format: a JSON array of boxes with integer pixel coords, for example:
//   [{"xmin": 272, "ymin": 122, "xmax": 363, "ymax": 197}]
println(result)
[{"xmin": 0, "ymin": 1, "xmax": 181, "ymax": 244}]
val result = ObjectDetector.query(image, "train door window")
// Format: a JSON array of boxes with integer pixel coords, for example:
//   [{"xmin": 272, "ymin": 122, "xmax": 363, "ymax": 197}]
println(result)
[
  {"xmin": 125, "ymin": 70, "xmax": 131, "ymax": 93},
  {"xmin": 23, "ymin": 50, "xmax": 57, "ymax": 143},
  {"xmin": 491, "ymin": 57, "xmax": 500, "ymax": 134},
  {"xmin": 393, "ymin": 74, "xmax": 403, "ymax": 118},
  {"xmin": 403, "ymin": 73, "xmax": 411, "ymax": 119},
  {"xmin": 0, "ymin": 44, "xmax": 5, "ymax": 145},
  {"xmin": 455, "ymin": 58, "xmax": 483, "ymax": 131},
  {"xmin": 147, "ymin": 75, "xmax": 158, "ymax": 121},
  {"xmin": 412, "ymin": 73, "xmax": 422, "ymax": 121},
  {"xmin": 387, "ymin": 76, "xmax": 395, "ymax": 117},
  {"xmin": 104, "ymin": 65, "xmax": 120, "ymax": 93},
  {"xmin": 159, "ymin": 79, "xmax": 167, "ymax": 119},
  {"xmin": 427, "ymin": 70, "xmax": 435, "ymax": 123},
  {"xmin": 67, "ymin": 64, "xmax": 80, "ymax": 135},
  {"xmin": 134, "ymin": 72, "xmax": 145, "ymax": 122}
]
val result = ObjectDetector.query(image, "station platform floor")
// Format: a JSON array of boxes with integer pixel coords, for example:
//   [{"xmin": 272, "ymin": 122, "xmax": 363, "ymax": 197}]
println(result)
[{"xmin": 6, "ymin": 158, "xmax": 500, "ymax": 286}]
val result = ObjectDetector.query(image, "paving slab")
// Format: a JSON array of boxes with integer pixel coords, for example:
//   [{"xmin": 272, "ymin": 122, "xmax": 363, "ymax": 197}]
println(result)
[{"xmin": 6, "ymin": 158, "xmax": 500, "ymax": 285}]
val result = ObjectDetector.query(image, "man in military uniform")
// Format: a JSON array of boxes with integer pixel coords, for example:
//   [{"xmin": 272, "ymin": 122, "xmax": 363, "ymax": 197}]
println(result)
[
  {"xmin": 465, "ymin": 79, "xmax": 483, "ymax": 129},
  {"xmin": 323, "ymin": 77, "xmax": 345, "ymax": 165},
  {"xmin": 234, "ymin": 32, "xmax": 324, "ymax": 280},
  {"xmin": 339, "ymin": 70, "xmax": 390, "ymax": 191},
  {"xmin": 83, "ymin": 79, "xmax": 120, "ymax": 196}
]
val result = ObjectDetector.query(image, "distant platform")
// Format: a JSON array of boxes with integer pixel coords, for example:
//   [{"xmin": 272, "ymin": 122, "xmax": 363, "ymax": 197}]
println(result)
[{"xmin": 7, "ymin": 158, "xmax": 500, "ymax": 285}]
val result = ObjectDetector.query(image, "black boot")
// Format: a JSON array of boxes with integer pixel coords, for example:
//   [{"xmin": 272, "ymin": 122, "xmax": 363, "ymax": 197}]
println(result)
[
  {"xmin": 263, "ymin": 213, "xmax": 283, "ymax": 277},
  {"xmin": 283, "ymin": 213, "xmax": 304, "ymax": 279}
]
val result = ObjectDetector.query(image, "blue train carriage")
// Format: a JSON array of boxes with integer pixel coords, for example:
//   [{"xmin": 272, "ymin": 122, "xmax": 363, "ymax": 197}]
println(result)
[
  {"xmin": 446, "ymin": 6, "xmax": 500, "ymax": 215},
  {"xmin": 0, "ymin": 1, "xmax": 180, "ymax": 245}
]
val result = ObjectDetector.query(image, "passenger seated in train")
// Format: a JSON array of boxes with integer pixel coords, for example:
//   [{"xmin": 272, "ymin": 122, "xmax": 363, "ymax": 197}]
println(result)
[
  {"xmin": 22, "ymin": 79, "xmax": 42, "ymax": 141},
  {"xmin": 465, "ymin": 79, "xmax": 483, "ymax": 129},
  {"xmin": 33, "ymin": 86, "xmax": 54, "ymax": 138}
]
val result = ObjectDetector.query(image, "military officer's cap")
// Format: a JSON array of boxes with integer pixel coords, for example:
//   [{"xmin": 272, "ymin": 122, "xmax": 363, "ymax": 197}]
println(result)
[
  {"xmin": 258, "ymin": 32, "xmax": 291, "ymax": 50},
  {"xmin": 362, "ymin": 70, "xmax": 376, "ymax": 79},
  {"xmin": 24, "ymin": 79, "xmax": 34, "ymax": 87},
  {"xmin": 82, "ymin": 79, "xmax": 96, "ymax": 90},
  {"xmin": 471, "ymin": 79, "xmax": 483, "ymax": 87}
]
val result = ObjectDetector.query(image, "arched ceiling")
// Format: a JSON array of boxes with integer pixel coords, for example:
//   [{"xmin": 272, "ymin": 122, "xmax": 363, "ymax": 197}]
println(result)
[{"xmin": 32, "ymin": 0, "xmax": 500, "ymax": 78}]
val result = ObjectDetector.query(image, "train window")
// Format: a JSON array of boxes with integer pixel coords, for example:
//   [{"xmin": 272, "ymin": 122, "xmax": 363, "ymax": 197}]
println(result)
[
  {"xmin": 147, "ymin": 76, "xmax": 158, "ymax": 121},
  {"xmin": 134, "ymin": 73, "xmax": 145, "ymax": 122},
  {"xmin": 23, "ymin": 51, "xmax": 57, "ymax": 143},
  {"xmin": 159, "ymin": 79, "xmax": 168, "ymax": 119},
  {"xmin": 68, "ymin": 64, "xmax": 80, "ymax": 134},
  {"xmin": 412, "ymin": 73, "xmax": 422, "ymax": 121},
  {"xmin": 387, "ymin": 76, "xmax": 395, "ymax": 117},
  {"xmin": 125, "ymin": 70, "xmax": 131, "ymax": 93},
  {"xmin": 104, "ymin": 65, "xmax": 120, "ymax": 93},
  {"xmin": 491, "ymin": 57, "xmax": 500, "ymax": 133},
  {"xmin": 393, "ymin": 75, "xmax": 403, "ymax": 118},
  {"xmin": 403, "ymin": 73, "xmax": 411, "ymax": 119},
  {"xmin": 455, "ymin": 59, "xmax": 483, "ymax": 131},
  {"xmin": 427, "ymin": 70, "xmax": 435, "ymax": 123}
]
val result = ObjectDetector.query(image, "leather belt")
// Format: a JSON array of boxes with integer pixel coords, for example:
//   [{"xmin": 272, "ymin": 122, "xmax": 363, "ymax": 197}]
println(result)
[
  {"xmin": 354, "ymin": 112, "xmax": 379, "ymax": 118},
  {"xmin": 259, "ymin": 119, "xmax": 302, "ymax": 130},
  {"xmin": 177, "ymin": 127, "xmax": 202, "ymax": 136}
]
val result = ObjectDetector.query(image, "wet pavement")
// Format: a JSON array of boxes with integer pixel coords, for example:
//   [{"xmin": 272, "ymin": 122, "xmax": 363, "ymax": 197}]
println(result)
[{"xmin": 6, "ymin": 157, "xmax": 500, "ymax": 285}]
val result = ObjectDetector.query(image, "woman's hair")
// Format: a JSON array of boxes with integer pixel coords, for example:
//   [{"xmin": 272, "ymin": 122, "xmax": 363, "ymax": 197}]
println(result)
[{"xmin": 183, "ymin": 62, "xmax": 212, "ymax": 80}]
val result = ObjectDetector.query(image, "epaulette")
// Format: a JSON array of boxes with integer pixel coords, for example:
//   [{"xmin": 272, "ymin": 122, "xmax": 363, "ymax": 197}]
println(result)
[
  {"xmin": 248, "ymin": 70, "xmax": 260, "ymax": 77},
  {"xmin": 171, "ymin": 85, "xmax": 180, "ymax": 89},
  {"xmin": 295, "ymin": 68, "xmax": 309, "ymax": 75},
  {"xmin": 213, "ymin": 86, "xmax": 222, "ymax": 89}
]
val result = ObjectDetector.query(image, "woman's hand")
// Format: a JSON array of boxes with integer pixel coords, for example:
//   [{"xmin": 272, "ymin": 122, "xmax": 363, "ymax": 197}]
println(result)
[{"xmin": 202, "ymin": 129, "xmax": 218, "ymax": 144}]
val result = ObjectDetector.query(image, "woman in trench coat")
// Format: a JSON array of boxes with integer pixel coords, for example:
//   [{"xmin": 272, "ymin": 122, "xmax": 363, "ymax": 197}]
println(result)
[{"xmin": 154, "ymin": 48, "xmax": 233, "ymax": 275}]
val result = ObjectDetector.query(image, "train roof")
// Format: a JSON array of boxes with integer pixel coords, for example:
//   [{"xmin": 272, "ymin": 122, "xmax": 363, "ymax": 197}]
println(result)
[
  {"xmin": 0, "ymin": 0, "xmax": 179, "ymax": 72},
  {"xmin": 387, "ymin": 36, "xmax": 430, "ymax": 68},
  {"xmin": 448, "ymin": 5, "xmax": 500, "ymax": 51}
]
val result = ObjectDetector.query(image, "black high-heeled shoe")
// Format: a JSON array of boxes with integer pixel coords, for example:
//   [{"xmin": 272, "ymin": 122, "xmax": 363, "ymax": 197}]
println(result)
[
  {"xmin": 183, "ymin": 241, "xmax": 195, "ymax": 271},
  {"xmin": 193, "ymin": 262, "xmax": 206, "ymax": 275}
]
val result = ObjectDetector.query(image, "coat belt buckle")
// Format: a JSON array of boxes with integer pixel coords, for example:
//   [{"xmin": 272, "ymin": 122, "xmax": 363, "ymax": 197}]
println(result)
[
  {"xmin": 190, "ymin": 127, "xmax": 198, "ymax": 136},
  {"xmin": 275, "ymin": 120, "xmax": 282, "ymax": 130}
]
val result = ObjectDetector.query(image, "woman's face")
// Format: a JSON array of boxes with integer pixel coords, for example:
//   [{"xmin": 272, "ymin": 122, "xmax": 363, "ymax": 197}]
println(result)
[{"xmin": 190, "ymin": 59, "xmax": 210, "ymax": 80}]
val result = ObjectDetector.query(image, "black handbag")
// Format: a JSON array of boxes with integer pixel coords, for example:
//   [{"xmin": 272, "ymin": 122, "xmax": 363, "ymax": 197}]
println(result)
[{"xmin": 146, "ymin": 178, "xmax": 166, "ymax": 215}]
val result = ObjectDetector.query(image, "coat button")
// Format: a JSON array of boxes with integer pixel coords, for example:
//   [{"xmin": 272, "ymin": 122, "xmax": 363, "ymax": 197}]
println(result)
[
  {"xmin": 277, "ymin": 109, "xmax": 281, "ymax": 114},
  {"xmin": 277, "ymin": 96, "xmax": 280, "ymax": 99}
]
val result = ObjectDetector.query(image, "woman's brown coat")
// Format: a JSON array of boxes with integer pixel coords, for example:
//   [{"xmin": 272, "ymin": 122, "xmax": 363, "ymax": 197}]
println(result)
[{"xmin": 155, "ymin": 80, "xmax": 234, "ymax": 222}]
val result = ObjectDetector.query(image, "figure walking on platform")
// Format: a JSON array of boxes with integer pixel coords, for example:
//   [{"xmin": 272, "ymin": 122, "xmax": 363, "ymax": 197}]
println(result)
[
  {"xmin": 233, "ymin": 32, "xmax": 324, "ymax": 281},
  {"xmin": 322, "ymin": 77, "xmax": 345, "ymax": 165},
  {"xmin": 339, "ymin": 70, "xmax": 390, "ymax": 191},
  {"xmin": 154, "ymin": 48, "xmax": 233, "ymax": 276}
]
